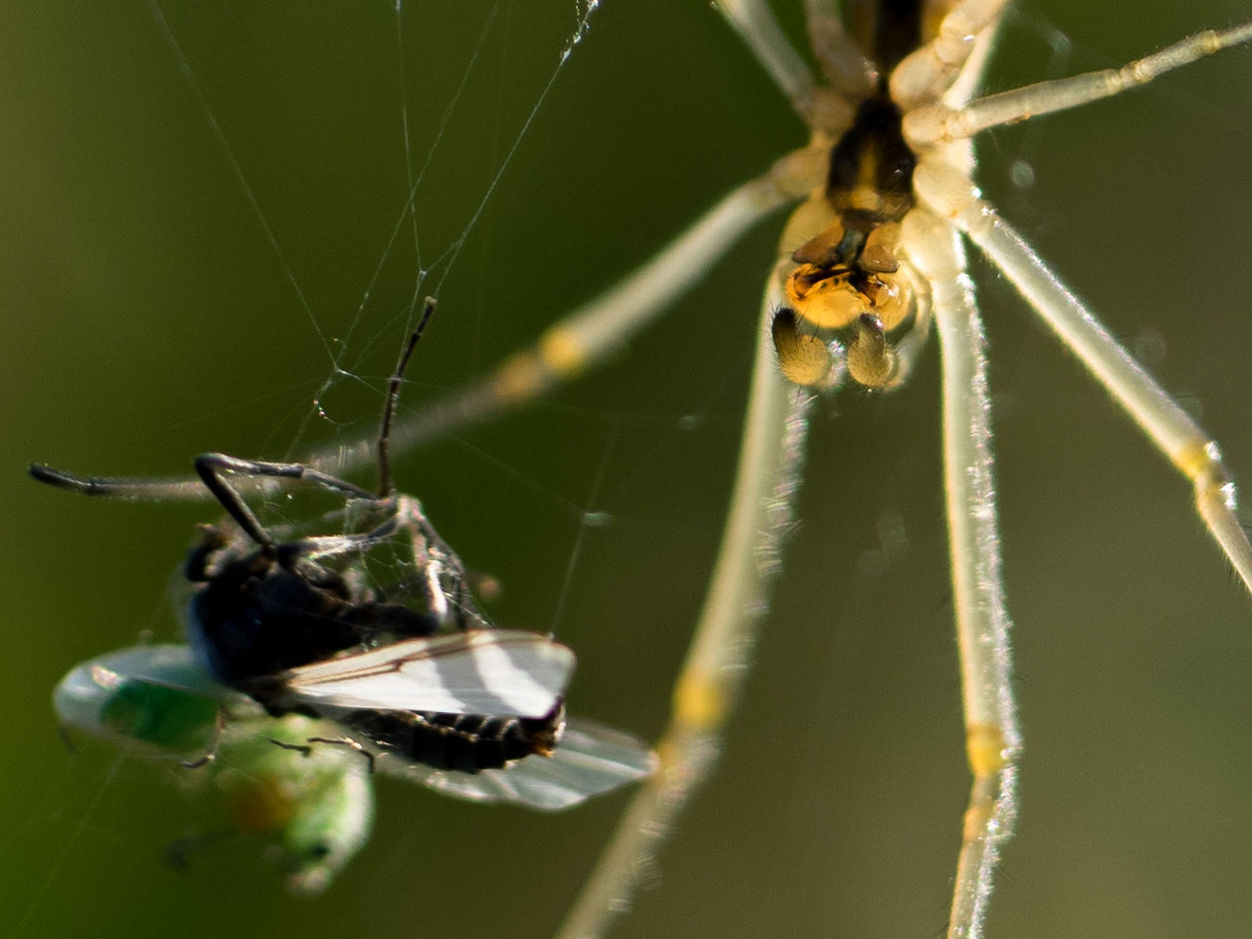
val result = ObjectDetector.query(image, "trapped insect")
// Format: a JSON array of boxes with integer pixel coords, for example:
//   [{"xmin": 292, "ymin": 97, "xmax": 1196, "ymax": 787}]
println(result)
[
  {"xmin": 35, "ymin": 300, "xmax": 653, "ymax": 883},
  {"xmin": 53, "ymin": 638, "xmax": 657, "ymax": 893}
]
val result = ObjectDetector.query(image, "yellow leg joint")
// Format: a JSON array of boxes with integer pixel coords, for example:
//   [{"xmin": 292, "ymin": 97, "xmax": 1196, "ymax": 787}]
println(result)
[
  {"xmin": 539, "ymin": 326, "xmax": 589, "ymax": 378},
  {"xmin": 672, "ymin": 672, "xmax": 727, "ymax": 733},
  {"xmin": 966, "ymin": 723, "xmax": 1008, "ymax": 779},
  {"xmin": 962, "ymin": 790, "xmax": 995, "ymax": 842},
  {"xmin": 1173, "ymin": 438, "xmax": 1219, "ymax": 481},
  {"xmin": 492, "ymin": 351, "xmax": 549, "ymax": 402}
]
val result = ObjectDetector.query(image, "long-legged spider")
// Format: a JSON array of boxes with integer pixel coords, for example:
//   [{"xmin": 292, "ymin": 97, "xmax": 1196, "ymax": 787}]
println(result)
[
  {"xmin": 290, "ymin": 4, "xmax": 1252, "ymax": 936},
  {"xmin": 10, "ymin": 2, "xmax": 1252, "ymax": 938}
]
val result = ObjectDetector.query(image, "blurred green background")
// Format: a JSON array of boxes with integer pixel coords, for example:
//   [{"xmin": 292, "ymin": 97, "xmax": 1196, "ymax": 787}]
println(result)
[{"xmin": 3, "ymin": 2, "xmax": 1252, "ymax": 937}]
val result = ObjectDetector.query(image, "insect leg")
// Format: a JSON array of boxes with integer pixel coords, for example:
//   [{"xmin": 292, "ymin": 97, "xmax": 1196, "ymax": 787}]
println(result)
[
  {"xmin": 193, "ymin": 453, "xmax": 378, "ymax": 547},
  {"xmin": 181, "ymin": 708, "xmax": 228, "ymax": 770}
]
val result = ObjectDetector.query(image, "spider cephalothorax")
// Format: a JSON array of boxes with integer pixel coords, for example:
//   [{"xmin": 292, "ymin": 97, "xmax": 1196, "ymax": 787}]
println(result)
[{"xmin": 772, "ymin": 89, "xmax": 927, "ymax": 390}]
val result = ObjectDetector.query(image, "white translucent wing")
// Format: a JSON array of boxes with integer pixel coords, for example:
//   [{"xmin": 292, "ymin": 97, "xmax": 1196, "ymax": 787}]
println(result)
[
  {"xmin": 54, "ymin": 643, "xmax": 241, "ymax": 725},
  {"xmin": 53, "ymin": 644, "xmax": 259, "ymax": 754},
  {"xmin": 376, "ymin": 719, "xmax": 657, "ymax": 811},
  {"xmin": 278, "ymin": 629, "xmax": 575, "ymax": 719}
]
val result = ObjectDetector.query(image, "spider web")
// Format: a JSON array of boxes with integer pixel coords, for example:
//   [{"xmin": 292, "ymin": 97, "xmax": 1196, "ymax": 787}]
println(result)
[
  {"xmin": 6, "ymin": 3, "xmax": 765, "ymax": 937},
  {"xmin": 8, "ymin": 2, "xmax": 1252, "ymax": 938},
  {"xmin": 8, "ymin": 1, "xmax": 639, "ymax": 934}
]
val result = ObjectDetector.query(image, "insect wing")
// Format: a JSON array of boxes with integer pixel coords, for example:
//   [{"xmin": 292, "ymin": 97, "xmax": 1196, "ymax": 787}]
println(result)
[
  {"xmin": 55, "ymin": 645, "xmax": 375, "ymax": 893},
  {"xmin": 278, "ymin": 629, "xmax": 575, "ymax": 719},
  {"xmin": 54, "ymin": 644, "xmax": 249, "ymax": 754},
  {"xmin": 378, "ymin": 718, "xmax": 657, "ymax": 811}
]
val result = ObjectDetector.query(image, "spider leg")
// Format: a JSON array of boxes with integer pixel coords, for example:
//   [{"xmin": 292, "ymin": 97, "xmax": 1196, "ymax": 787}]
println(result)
[
  {"xmin": 904, "ymin": 23, "xmax": 1252, "ymax": 146},
  {"xmin": 308, "ymin": 155, "xmax": 821, "ymax": 477},
  {"xmin": 32, "ymin": 166, "xmax": 815, "ymax": 500},
  {"xmin": 915, "ymin": 158, "xmax": 1252, "ymax": 596},
  {"xmin": 558, "ymin": 272, "xmax": 814, "ymax": 938},
  {"xmin": 802, "ymin": 0, "xmax": 878, "ymax": 100},
  {"xmin": 904, "ymin": 204, "xmax": 1021, "ymax": 939},
  {"xmin": 880, "ymin": 262, "xmax": 935, "ymax": 390},
  {"xmin": 889, "ymin": 0, "xmax": 1011, "ymax": 110},
  {"xmin": 716, "ymin": 0, "xmax": 821, "ymax": 122}
]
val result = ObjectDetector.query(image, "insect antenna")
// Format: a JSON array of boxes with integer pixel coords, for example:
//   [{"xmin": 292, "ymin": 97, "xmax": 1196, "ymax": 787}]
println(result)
[{"xmin": 377, "ymin": 296, "xmax": 436, "ymax": 498}]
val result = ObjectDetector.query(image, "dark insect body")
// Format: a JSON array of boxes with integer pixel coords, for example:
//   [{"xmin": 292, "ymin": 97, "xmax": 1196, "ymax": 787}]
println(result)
[{"xmin": 33, "ymin": 300, "xmax": 634, "ymax": 787}]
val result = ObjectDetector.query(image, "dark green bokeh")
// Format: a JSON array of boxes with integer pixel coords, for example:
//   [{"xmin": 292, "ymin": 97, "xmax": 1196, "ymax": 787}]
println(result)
[{"xmin": 3, "ymin": 2, "xmax": 1252, "ymax": 937}]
